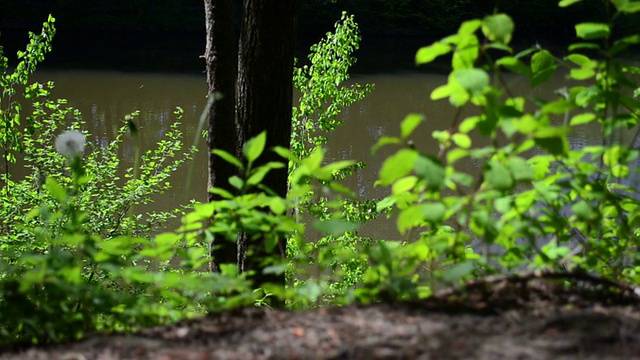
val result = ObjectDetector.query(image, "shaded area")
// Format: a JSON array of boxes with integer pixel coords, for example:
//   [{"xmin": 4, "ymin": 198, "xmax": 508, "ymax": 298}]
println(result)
[
  {"xmin": 2, "ymin": 1, "xmax": 638, "ymax": 74},
  {"xmin": 3, "ymin": 272, "xmax": 640, "ymax": 359}
]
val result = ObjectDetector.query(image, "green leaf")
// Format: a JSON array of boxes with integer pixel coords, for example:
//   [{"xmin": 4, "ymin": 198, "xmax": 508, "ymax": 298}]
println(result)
[
  {"xmin": 372, "ymin": 136, "xmax": 402, "ymax": 154},
  {"xmin": 531, "ymin": 50, "xmax": 557, "ymax": 87},
  {"xmin": 269, "ymin": 197, "xmax": 287, "ymax": 215},
  {"xmin": 454, "ymin": 68, "xmax": 489, "ymax": 96},
  {"xmin": 318, "ymin": 160, "xmax": 356, "ymax": 179},
  {"xmin": 243, "ymin": 131, "xmax": 266, "ymax": 163},
  {"xmin": 575, "ymin": 23, "xmax": 610, "ymax": 40},
  {"xmin": 441, "ymin": 261, "xmax": 475, "ymax": 282},
  {"xmin": 452, "ymin": 34, "xmax": 479, "ymax": 70},
  {"xmin": 612, "ymin": 0, "xmax": 640, "ymax": 12},
  {"xmin": 45, "ymin": 177, "xmax": 66, "ymax": 202},
  {"xmin": 496, "ymin": 57, "xmax": 531, "ymax": 77},
  {"xmin": 414, "ymin": 155, "xmax": 446, "ymax": 191},
  {"xmin": 376, "ymin": 196, "xmax": 396, "ymax": 212},
  {"xmin": 534, "ymin": 127, "xmax": 570, "ymax": 156},
  {"xmin": 397, "ymin": 205, "xmax": 423, "ymax": 234},
  {"xmin": 392, "ymin": 176, "xmax": 418, "ymax": 195},
  {"xmin": 459, "ymin": 116, "xmax": 481, "ymax": 133},
  {"xmin": 559, "ymin": 0, "xmax": 583, "ymax": 7},
  {"xmin": 572, "ymin": 200, "xmax": 597, "ymax": 220},
  {"xmin": 422, "ymin": 202, "xmax": 446, "ymax": 223},
  {"xmin": 229, "ymin": 176, "xmax": 244, "ymax": 190},
  {"xmin": 452, "ymin": 133, "xmax": 472, "ymax": 149},
  {"xmin": 484, "ymin": 162, "xmax": 514, "ymax": 191},
  {"xmin": 400, "ymin": 114, "xmax": 425, "ymax": 139},
  {"xmin": 508, "ymin": 156, "xmax": 534, "ymax": 181},
  {"xmin": 570, "ymin": 113, "xmax": 596, "ymax": 126},
  {"xmin": 377, "ymin": 149, "xmax": 418, "ymax": 186},
  {"xmin": 314, "ymin": 219, "xmax": 360, "ymax": 236},
  {"xmin": 213, "ymin": 149, "xmax": 244, "ymax": 170},
  {"xmin": 247, "ymin": 162, "xmax": 285, "ymax": 186},
  {"xmin": 416, "ymin": 42, "xmax": 452, "ymax": 65},
  {"xmin": 482, "ymin": 14, "xmax": 514, "ymax": 44}
]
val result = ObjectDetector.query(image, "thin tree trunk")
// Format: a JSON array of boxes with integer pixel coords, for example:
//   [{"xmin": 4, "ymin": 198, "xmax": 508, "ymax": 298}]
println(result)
[
  {"xmin": 236, "ymin": 0, "xmax": 299, "ymax": 289},
  {"xmin": 203, "ymin": 0, "xmax": 239, "ymax": 272}
]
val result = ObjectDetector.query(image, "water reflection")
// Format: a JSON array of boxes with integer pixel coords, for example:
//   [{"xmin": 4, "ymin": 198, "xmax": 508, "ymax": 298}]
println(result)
[{"xmin": 15, "ymin": 70, "xmax": 639, "ymax": 240}]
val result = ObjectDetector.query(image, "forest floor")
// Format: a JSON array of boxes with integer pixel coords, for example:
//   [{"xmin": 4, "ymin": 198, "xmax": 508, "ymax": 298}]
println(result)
[{"xmin": 3, "ymin": 272, "xmax": 640, "ymax": 360}]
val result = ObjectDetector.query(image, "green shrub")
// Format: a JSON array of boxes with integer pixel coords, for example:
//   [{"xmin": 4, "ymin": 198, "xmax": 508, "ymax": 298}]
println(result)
[{"xmin": 360, "ymin": 0, "xmax": 640, "ymax": 299}]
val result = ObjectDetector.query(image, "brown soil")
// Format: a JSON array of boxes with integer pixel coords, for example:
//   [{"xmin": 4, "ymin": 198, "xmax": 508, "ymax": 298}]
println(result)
[{"xmin": 2, "ymin": 272, "xmax": 640, "ymax": 360}]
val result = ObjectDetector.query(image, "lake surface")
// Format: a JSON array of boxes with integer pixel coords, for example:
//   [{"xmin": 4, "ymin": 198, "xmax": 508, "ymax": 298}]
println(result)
[{"xmin": 20, "ymin": 69, "xmax": 640, "ymax": 240}]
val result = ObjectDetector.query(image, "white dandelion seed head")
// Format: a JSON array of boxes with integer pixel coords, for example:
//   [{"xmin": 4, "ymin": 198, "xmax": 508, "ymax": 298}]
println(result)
[{"xmin": 55, "ymin": 131, "xmax": 86, "ymax": 159}]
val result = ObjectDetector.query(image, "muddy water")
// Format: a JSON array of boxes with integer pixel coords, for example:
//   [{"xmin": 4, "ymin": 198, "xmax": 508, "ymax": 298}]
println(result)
[{"xmin": 18, "ymin": 70, "xmax": 639, "ymax": 240}]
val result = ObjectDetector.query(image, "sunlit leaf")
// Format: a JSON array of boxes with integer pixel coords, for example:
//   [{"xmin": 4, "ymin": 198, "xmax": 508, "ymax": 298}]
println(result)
[
  {"xmin": 570, "ymin": 113, "xmax": 596, "ymax": 126},
  {"xmin": 401, "ymin": 114, "xmax": 425, "ymax": 139},
  {"xmin": 575, "ymin": 23, "xmax": 610, "ymax": 40},
  {"xmin": 452, "ymin": 133, "xmax": 472, "ymax": 148},
  {"xmin": 243, "ymin": 131, "xmax": 266, "ymax": 163},
  {"xmin": 416, "ymin": 42, "xmax": 452, "ymax": 65},
  {"xmin": 378, "ymin": 149, "xmax": 418, "ymax": 186},
  {"xmin": 559, "ymin": 0, "xmax": 583, "ymax": 6},
  {"xmin": 392, "ymin": 176, "xmax": 418, "ymax": 195}
]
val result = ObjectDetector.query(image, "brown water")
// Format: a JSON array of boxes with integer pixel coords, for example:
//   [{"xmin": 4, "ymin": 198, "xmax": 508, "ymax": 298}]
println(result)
[{"xmin": 20, "ymin": 70, "xmax": 638, "ymax": 240}]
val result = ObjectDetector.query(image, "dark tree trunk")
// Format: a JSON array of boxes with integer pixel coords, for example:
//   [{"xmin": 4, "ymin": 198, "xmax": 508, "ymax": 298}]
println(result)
[
  {"xmin": 236, "ymin": 0, "xmax": 299, "ymax": 289},
  {"xmin": 203, "ymin": 0, "xmax": 239, "ymax": 272}
]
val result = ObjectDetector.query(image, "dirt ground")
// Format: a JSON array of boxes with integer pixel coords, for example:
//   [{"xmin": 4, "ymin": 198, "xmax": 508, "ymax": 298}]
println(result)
[{"xmin": 2, "ymin": 272, "xmax": 640, "ymax": 360}]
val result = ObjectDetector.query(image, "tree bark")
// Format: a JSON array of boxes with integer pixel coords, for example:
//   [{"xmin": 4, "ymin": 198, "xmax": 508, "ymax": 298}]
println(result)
[
  {"xmin": 236, "ymin": 0, "xmax": 299, "ymax": 288},
  {"xmin": 203, "ymin": 0, "xmax": 239, "ymax": 272}
]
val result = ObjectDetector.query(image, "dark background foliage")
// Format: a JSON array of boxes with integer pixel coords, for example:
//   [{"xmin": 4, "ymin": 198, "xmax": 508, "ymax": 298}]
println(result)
[{"xmin": 0, "ymin": 0, "xmax": 636, "ymax": 72}]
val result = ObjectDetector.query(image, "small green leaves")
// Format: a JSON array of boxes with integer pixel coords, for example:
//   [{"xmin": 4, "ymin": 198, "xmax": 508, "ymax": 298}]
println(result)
[
  {"xmin": 566, "ymin": 54, "xmax": 598, "ymax": 80},
  {"xmin": 482, "ymin": 14, "xmax": 514, "ymax": 45},
  {"xmin": 575, "ymin": 23, "xmax": 610, "ymax": 40},
  {"xmin": 243, "ymin": 131, "xmax": 266, "ymax": 163}
]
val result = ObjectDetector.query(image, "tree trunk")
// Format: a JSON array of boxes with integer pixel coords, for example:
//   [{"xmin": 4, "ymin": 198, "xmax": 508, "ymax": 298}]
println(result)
[
  {"xmin": 203, "ymin": 0, "xmax": 239, "ymax": 272},
  {"xmin": 236, "ymin": 0, "xmax": 299, "ymax": 289}
]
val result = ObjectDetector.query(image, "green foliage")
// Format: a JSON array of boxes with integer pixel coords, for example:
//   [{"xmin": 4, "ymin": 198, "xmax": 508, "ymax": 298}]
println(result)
[
  {"xmin": 1, "ymin": 15, "xmax": 56, "ymax": 175},
  {"xmin": 364, "ymin": 0, "xmax": 640, "ymax": 298},
  {"xmin": 290, "ymin": 12, "xmax": 377, "ymax": 302},
  {"xmin": 5, "ymin": 1, "xmax": 640, "ymax": 349},
  {"xmin": 0, "ymin": 17, "xmax": 207, "ymax": 346}
]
